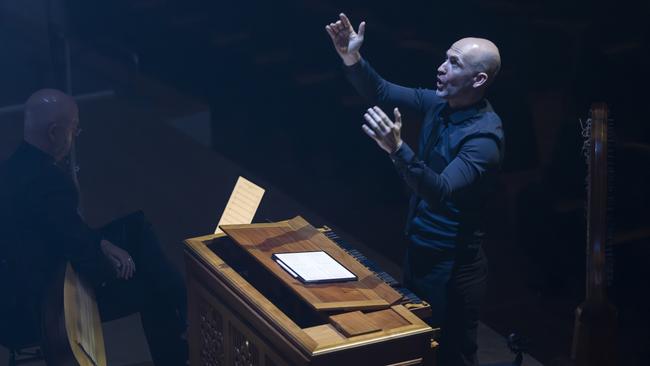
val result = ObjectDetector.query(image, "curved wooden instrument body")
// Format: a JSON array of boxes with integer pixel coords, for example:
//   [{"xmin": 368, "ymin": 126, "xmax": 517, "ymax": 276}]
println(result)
[
  {"xmin": 42, "ymin": 263, "xmax": 106, "ymax": 366},
  {"xmin": 572, "ymin": 103, "xmax": 617, "ymax": 366}
]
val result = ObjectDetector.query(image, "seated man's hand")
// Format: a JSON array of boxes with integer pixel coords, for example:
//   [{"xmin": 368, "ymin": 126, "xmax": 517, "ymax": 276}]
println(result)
[{"xmin": 100, "ymin": 239, "xmax": 136, "ymax": 280}]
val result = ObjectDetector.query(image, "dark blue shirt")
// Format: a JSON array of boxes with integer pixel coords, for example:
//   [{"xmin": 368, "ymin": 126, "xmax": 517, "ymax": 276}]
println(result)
[{"xmin": 345, "ymin": 59, "xmax": 504, "ymax": 253}]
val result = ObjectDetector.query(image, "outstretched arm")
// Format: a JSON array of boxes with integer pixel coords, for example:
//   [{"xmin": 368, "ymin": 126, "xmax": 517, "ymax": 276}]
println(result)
[
  {"xmin": 345, "ymin": 59, "xmax": 437, "ymax": 115},
  {"xmin": 326, "ymin": 14, "xmax": 439, "ymax": 114}
]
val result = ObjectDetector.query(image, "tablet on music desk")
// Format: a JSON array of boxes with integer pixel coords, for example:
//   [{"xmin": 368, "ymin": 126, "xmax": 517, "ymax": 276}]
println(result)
[{"xmin": 272, "ymin": 251, "xmax": 357, "ymax": 284}]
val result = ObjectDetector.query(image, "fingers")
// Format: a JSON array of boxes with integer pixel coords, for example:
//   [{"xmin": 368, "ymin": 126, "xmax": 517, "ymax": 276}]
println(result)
[
  {"xmin": 373, "ymin": 106, "xmax": 393, "ymax": 127},
  {"xmin": 122, "ymin": 261, "xmax": 131, "ymax": 280},
  {"xmin": 327, "ymin": 23, "xmax": 340, "ymax": 36},
  {"xmin": 101, "ymin": 240, "xmax": 135, "ymax": 279},
  {"xmin": 113, "ymin": 254, "xmax": 136, "ymax": 280},
  {"xmin": 109, "ymin": 256, "xmax": 122, "ymax": 277},
  {"xmin": 122, "ymin": 257, "xmax": 131, "ymax": 279},
  {"xmin": 363, "ymin": 112, "xmax": 383, "ymax": 134},
  {"xmin": 362, "ymin": 106, "xmax": 401, "ymax": 154},
  {"xmin": 367, "ymin": 106, "xmax": 393, "ymax": 131},
  {"xmin": 394, "ymin": 107, "xmax": 402, "ymax": 129},
  {"xmin": 326, "ymin": 20, "xmax": 348, "ymax": 45},
  {"xmin": 330, "ymin": 20, "xmax": 344, "ymax": 33},
  {"xmin": 121, "ymin": 257, "xmax": 129, "ymax": 279},
  {"xmin": 366, "ymin": 108, "xmax": 383, "ymax": 130},
  {"xmin": 340, "ymin": 13, "xmax": 352, "ymax": 30},
  {"xmin": 129, "ymin": 257, "xmax": 136, "ymax": 275},
  {"xmin": 362, "ymin": 124, "xmax": 378, "ymax": 140},
  {"xmin": 363, "ymin": 105, "xmax": 400, "ymax": 137},
  {"xmin": 123, "ymin": 256, "xmax": 135, "ymax": 279},
  {"xmin": 116, "ymin": 257, "xmax": 126, "ymax": 279},
  {"xmin": 329, "ymin": 16, "xmax": 350, "ymax": 34},
  {"xmin": 327, "ymin": 13, "xmax": 360, "ymax": 34},
  {"xmin": 325, "ymin": 25, "xmax": 336, "ymax": 41}
]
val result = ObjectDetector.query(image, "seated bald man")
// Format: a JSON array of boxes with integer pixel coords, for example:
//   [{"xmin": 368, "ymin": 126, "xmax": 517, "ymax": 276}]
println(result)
[
  {"xmin": 326, "ymin": 14, "xmax": 504, "ymax": 366},
  {"xmin": 0, "ymin": 89, "xmax": 187, "ymax": 365}
]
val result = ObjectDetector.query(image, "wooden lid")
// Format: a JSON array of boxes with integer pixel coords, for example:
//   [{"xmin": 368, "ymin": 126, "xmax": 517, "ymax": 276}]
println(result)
[{"xmin": 220, "ymin": 216, "xmax": 403, "ymax": 312}]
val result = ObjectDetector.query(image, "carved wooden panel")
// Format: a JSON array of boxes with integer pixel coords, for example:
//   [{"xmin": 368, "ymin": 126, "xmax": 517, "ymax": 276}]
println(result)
[
  {"xmin": 231, "ymin": 325, "xmax": 259, "ymax": 366},
  {"xmin": 199, "ymin": 299, "xmax": 225, "ymax": 366},
  {"xmin": 189, "ymin": 274, "xmax": 292, "ymax": 366}
]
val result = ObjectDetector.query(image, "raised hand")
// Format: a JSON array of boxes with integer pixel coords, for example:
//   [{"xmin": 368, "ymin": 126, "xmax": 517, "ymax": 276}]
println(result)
[
  {"xmin": 325, "ymin": 13, "xmax": 365, "ymax": 66},
  {"xmin": 362, "ymin": 106, "xmax": 403, "ymax": 154}
]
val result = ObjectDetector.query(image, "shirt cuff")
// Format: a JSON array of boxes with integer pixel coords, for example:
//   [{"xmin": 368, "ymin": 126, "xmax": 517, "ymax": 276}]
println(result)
[
  {"xmin": 390, "ymin": 142, "xmax": 416, "ymax": 172},
  {"xmin": 342, "ymin": 57, "xmax": 365, "ymax": 72}
]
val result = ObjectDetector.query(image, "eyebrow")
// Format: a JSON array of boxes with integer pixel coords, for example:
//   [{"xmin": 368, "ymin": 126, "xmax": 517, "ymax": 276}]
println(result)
[{"xmin": 446, "ymin": 51, "xmax": 463, "ymax": 66}]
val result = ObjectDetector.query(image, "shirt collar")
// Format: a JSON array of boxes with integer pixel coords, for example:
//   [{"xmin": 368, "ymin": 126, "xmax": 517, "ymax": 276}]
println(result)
[{"xmin": 442, "ymin": 99, "xmax": 488, "ymax": 125}]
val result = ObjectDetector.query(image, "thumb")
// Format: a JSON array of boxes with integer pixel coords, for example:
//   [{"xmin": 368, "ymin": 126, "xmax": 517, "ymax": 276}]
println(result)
[
  {"xmin": 394, "ymin": 107, "xmax": 402, "ymax": 129},
  {"xmin": 357, "ymin": 21, "xmax": 366, "ymax": 38}
]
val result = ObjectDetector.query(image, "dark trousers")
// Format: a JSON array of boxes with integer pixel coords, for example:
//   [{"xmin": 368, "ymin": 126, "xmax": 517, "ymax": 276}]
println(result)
[
  {"xmin": 94, "ymin": 211, "xmax": 187, "ymax": 366},
  {"xmin": 404, "ymin": 244, "xmax": 488, "ymax": 366}
]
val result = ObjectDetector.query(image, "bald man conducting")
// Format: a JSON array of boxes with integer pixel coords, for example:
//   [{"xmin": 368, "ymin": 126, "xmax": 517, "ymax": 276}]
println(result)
[
  {"xmin": 326, "ymin": 14, "xmax": 504, "ymax": 366},
  {"xmin": 0, "ymin": 89, "xmax": 187, "ymax": 365}
]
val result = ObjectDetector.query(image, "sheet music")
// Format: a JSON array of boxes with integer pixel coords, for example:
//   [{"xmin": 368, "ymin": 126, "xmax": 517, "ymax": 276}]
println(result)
[
  {"xmin": 214, "ymin": 176, "xmax": 265, "ymax": 234},
  {"xmin": 273, "ymin": 251, "xmax": 357, "ymax": 283}
]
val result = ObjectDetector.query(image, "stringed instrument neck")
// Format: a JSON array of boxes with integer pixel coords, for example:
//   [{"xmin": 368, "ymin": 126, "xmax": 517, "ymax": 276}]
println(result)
[{"xmin": 572, "ymin": 102, "xmax": 617, "ymax": 366}]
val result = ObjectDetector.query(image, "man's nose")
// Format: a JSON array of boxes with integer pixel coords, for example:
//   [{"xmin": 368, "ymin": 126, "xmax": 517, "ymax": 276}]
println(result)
[{"xmin": 437, "ymin": 62, "xmax": 446, "ymax": 74}]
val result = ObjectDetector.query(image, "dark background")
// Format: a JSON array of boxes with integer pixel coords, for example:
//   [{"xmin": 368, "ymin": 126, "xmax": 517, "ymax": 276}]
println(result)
[{"xmin": 1, "ymin": 0, "xmax": 649, "ymax": 364}]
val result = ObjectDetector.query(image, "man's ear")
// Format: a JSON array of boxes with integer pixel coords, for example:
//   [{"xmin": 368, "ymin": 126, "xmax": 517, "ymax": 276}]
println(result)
[
  {"xmin": 47, "ymin": 123, "xmax": 58, "ymax": 143},
  {"xmin": 473, "ymin": 72, "xmax": 488, "ymax": 88}
]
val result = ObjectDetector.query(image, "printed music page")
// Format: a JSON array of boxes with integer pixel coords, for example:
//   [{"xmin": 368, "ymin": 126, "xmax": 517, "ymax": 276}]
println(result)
[{"xmin": 214, "ymin": 176, "xmax": 265, "ymax": 234}]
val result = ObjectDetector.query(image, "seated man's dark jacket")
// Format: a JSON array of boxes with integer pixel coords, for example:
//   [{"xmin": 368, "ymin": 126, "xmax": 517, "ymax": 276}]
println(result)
[{"xmin": 1, "ymin": 142, "xmax": 110, "ymax": 338}]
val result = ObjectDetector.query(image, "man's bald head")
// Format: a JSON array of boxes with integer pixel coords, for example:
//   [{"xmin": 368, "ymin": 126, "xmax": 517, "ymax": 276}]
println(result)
[
  {"xmin": 435, "ymin": 37, "xmax": 501, "ymax": 108},
  {"xmin": 451, "ymin": 37, "xmax": 501, "ymax": 83},
  {"xmin": 24, "ymin": 89, "xmax": 79, "ymax": 161}
]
